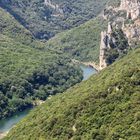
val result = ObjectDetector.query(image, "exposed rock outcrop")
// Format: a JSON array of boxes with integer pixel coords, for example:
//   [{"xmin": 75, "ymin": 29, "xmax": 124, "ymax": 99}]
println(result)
[
  {"xmin": 99, "ymin": 0, "xmax": 140, "ymax": 70},
  {"xmin": 99, "ymin": 31, "xmax": 108, "ymax": 70},
  {"xmin": 44, "ymin": 0, "xmax": 63, "ymax": 17},
  {"xmin": 99, "ymin": 22, "xmax": 113, "ymax": 70},
  {"xmin": 120, "ymin": 0, "xmax": 140, "ymax": 20},
  {"xmin": 122, "ymin": 19, "xmax": 140, "ymax": 43}
]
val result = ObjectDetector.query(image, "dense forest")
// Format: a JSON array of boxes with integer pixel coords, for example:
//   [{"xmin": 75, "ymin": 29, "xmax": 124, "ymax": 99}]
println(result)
[
  {"xmin": 47, "ymin": 17, "xmax": 107, "ymax": 62},
  {"xmin": 0, "ymin": 7, "xmax": 83, "ymax": 119},
  {"xmin": 0, "ymin": 0, "xmax": 111, "ymax": 40},
  {"xmin": 0, "ymin": 0, "xmax": 120, "ymax": 63},
  {"xmin": 0, "ymin": 0, "xmax": 140, "ymax": 139},
  {"xmin": 3, "ymin": 48, "xmax": 140, "ymax": 140},
  {"xmin": 0, "ymin": 0, "xmax": 120, "ymax": 121}
]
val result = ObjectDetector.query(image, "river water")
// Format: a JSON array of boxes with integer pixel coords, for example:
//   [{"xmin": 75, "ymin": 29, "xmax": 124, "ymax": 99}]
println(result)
[
  {"xmin": 80, "ymin": 65, "xmax": 97, "ymax": 80},
  {"xmin": 0, "ymin": 109, "xmax": 32, "ymax": 133},
  {"xmin": 0, "ymin": 65, "xmax": 97, "ymax": 133}
]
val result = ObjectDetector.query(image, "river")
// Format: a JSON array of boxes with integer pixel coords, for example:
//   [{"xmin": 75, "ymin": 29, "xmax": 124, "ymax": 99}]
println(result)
[
  {"xmin": 0, "ymin": 109, "xmax": 32, "ymax": 133},
  {"xmin": 80, "ymin": 65, "xmax": 97, "ymax": 80},
  {"xmin": 0, "ymin": 65, "xmax": 97, "ymax": 135}
]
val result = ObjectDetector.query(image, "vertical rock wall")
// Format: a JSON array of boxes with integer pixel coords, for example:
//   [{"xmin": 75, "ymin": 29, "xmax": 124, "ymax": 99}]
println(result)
[
  {"xmin": 99, "ymin": 23, "xmax": 113, "ymax": 70},
  {"xmin": 120, "ymin": 0, "xmax": 140, "ymax": 20}
]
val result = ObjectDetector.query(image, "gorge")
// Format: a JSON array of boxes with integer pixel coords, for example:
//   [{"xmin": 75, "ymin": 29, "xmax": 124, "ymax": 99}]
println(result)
[{"xmin": 0, "ymin": 0, "xmax": 139, "ymax": 139}]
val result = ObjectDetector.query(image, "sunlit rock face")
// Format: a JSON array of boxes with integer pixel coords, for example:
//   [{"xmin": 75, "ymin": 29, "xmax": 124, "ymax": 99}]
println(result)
[
  {"xmin": 122, "ymin": 19, "xmax": 140, "ymax": 44},
  {"xmin": 120, "ymin": 0, "xmax": 140, "ymax": 20},
  {"xmin": 99, "ymin": 22, "xmax": 113, "ymax": 70},
  {"xmin": 44, "ymin": 0, "xmax": 64, "ymax": 17}
]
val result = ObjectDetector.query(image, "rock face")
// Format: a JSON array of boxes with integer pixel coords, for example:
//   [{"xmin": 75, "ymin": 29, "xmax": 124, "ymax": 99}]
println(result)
[
  {"xmin": 44, "ymin": 0, "xmax": 63, "ymax": 17},
  {"xmin": 99, "ymin": 0, "xmax": 140, "ymax": 70},
  {"xmin": 122, "ymin": 19, "xmax": 140, "ymax": 44},
  {"xmin": 99, "ymin": 22, "xmax": 113, "ymax": 70},
  {"xmin": 123, "ymin": 21, "xmax": 140, "ymax": 38},
  {"xmin": 120, "ymin": 0, "xmax": 140, "ymax": 20},
  {"xmin": 99, "ymin": 31, "xmax": 108, "ymax": 70},
  {"xmin": 119, "ymin": 1, "xmax": 140, "ymax": 43}
]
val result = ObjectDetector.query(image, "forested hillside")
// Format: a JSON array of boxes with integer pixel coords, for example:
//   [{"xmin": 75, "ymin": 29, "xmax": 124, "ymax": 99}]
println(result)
[
  {"xmin": 4, "ymin": 48, "xmax": 140, "ymax": 140},
  {"xmin": 0, "ymin": 0, "xmax": 110, "ymax": 40},
  {"xmin": 1, "ymin": 1, "xmax": 140, "ymax": 140},
  {"xmin": 0, "ymin": 0, "xmax": 121, "ymax": 120},
  {"xmin": 0, "ymin": 7, "xmax": 83, "ymax": 119},
  {"xmin": 47, "ymin": 17, "xmax": 107, "ymax": 62},
  {"xmin": 0, "ymin": 0, "xmax": 120, "ymax": 63}
]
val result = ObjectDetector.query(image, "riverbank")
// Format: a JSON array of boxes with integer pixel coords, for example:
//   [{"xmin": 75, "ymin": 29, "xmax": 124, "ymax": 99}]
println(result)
[
  {"xmin": 0, "ymin": 131, "xmax": 9, "ymax": 139},
  {"xmin": 0, "ymin": 108, "xmax": 31, "ymax": 139},
  {"xmin": 72, "ymin": 59, "xmax": 100, "ymax": 71},
  {"xmin": 80, "ymin": 65, "xmax": 97, "ymax": 80},
  {"xmin": 0, "ymin": 65, "xmax": 96, "ymax": 139},
  {"xmin": 0, "ymin": 100, "xmax": 45, "ymax": 139}
]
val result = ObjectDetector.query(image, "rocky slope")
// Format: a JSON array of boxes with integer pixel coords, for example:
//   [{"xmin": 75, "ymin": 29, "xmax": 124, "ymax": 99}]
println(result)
[{"xmin": 99, "ymin": 0, "xmax": 140, "ymax": 70}]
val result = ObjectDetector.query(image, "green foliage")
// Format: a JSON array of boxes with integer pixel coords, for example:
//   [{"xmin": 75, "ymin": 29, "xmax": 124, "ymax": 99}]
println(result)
[
  {"xmin": 47, "ymin": 17, "xmax": 107, "ymax": 62},
  {"xmin": 105, "ymin": 48, "xmax": 119, "ymax": 64},
  {"xmin": 0, "ymin": 0, "xmax": 110, "ymax": 40},
  {"xmin": 4, "ymin": 48, "xmax": 140, "ymax": 140},
  {"xmin": 0, "ymin": 8, "xmax": 83, "ymax": 119},
  {"xmin": 0, "ymin": 8, "xmax": 32, "ymax": 45},
  {"xmin": 107, "ymin": 0, "xmax": 120, "ymax": 7},
  {"xmin": 105, "ymin": 29, "xmax": 129, "ymax": 65},
  {"xmin": 111, "ymin": 29, "xmax": 129, "ymax": 50},
  {"xmin": 0, "ymin": 1, "xmax": 118, "ymax": 63}
]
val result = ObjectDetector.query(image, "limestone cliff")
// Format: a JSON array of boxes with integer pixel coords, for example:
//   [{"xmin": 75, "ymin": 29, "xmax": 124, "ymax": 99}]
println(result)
[
  {"xmin": 44, "ymin": 0, "xmax": 63, "ymax": 17},
  {"xmin": 122, "ymin": 19, "xmax": 140, "ymax": 45},
  {"xmin": 99, "ymin": 31, "xmax": 107, "ymax": 70},
  {"xmin": 99, "ymin": 0, "xmax": 140, "ymax": 70},
  {"xmin": 99, "ymin": 23, "xmax": 113, "ymax": 70},
  {"xmin": 120, "ymin": 0, "xmax": 140, "ymax": 20}
]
